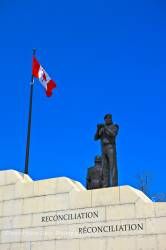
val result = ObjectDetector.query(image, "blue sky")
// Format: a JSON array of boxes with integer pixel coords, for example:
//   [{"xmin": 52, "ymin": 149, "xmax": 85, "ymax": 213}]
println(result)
[{"xmin": 0, "ymin": 0, "xmax": 165, "ymax": 196}]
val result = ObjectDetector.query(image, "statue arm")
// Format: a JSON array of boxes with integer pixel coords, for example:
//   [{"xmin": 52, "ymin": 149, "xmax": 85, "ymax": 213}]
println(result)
[
  {"xmin": 94, "ymin": 127, "xmax": 104, "ymax": 140},
  {"xmin": 104, "ymin": 124, "xmax": 119, "ymax": 137}
]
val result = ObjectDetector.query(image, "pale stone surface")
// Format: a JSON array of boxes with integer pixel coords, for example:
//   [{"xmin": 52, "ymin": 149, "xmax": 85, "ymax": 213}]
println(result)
[
  {"xmin": 80, "ymin": 238, "xmax": 106, "ymax": 250},
  {"xmin": 0, "ymin": 170, "xmax": 166, "ymax": 250},
  {"xmin": 33, "ymin": 179, "xmax": 56, "ymax": 196},
  {"xmin": 0, "ymin": 170, "xmax": 6, "ymax": 185},
  {"xmin": 0, "ymin": 201, "xmax": 3, "ymax": 216},
  {"xmin": 136, "ymin": 235, "xmax": 157, "ymax": 250},
  {"xmin": 0, "ymin": 215, "xmax": 13, "ymax": 230},
  {"xmin": 21, "ymin": 227, "xmax": 44, "ymax": 242},
  {"xmin": 154, "ymin": 202, "xmax": 166, "ymax": 217},
  {"xmin": 56, "ymin": 239, "xmax": 79, "ymax": 250},
  {"xmin": 0, "ymin": 184, "xmax": 15, "ymax": 201},
  {"xmin": 69, "ymin": 189, "xmax": 92, "ymax": 209},
  {"xmin": 15, "ymin": 182, "xmax": 34, "ymax": 199},
  {"xmin": 2, "ymin": 199, "xmax": 23, "ymax": 216},
  {"xmin": 146, "ymin": 217, "xmax": 166, "ymax": 234},
  {"xmin": 135, "ymin": 198, "xmax": 155, "ymax": 218},
  {"xmin": 55, "ymin": 177, "xmax": 76, "ymax": 193},
  {"xmin": 1, "ymin": 229, "xmax": 22, "ymax": 243},
  {"xmin": 5, "ymin": 170, "xmax": 23, "ymax": 185},
  {"xmin": 119, "ymin": 186, "xmax": 151, "ymax": 204},
  {"xmin": 107, "ymin": 236, "xmax": 136, "ymax": 250},
  {"xmin": 10, "ymin": 242, "xmax": 31, "ymax": 250},
  {"xmin": 23, "ymin": 196, "xmax": 45, "ymax": 214},
  {"xmin": 44, "ymin": 193, "xmax": 69, "ymax": 211},
  {"xmin": 72, "ymin": 180, "xmax": 86, "ymax": 191},
  {"xmin": 12, "ymin": 214, "xmax": 32, "ymax": 229},
  {"xmin": 157, "ymin": 234, "xmax": 166, "ymax": 250},
  {"xmin": 0, "ymin": 243, "xmax": 11, "ymax": 250},
  {"xmin": 44, "ymin": 225, "xmax": 70, "ymax": 240},
  {"xmin": 92, "ymin": 186, "xmax": 120, "ymax": 206},
  {"xmin": 31, "ymin": 240, "xmax": 55, "ymax": 250},
  {"xmin": 106, "ymin": 204, "xmax": 135, "ymax": 220},
  {"xmin": 0, "ymin": 170, "xmax": 32, "ymax": 186}
]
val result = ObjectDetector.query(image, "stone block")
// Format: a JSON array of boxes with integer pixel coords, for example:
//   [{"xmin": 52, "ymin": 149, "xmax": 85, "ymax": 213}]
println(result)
[
  {"xmin": 10, "ymin": 242, "xmax": 31, "ymax": 250},
  {"xmin": 120, "ymin": 186, "xmax": 144, "ymax": 204},
  {"xmin": 0, "ymin": 215, "xmax": 13, "ymax": 230},
  {"xmin": 0, "ymin": 171, "xmax": 6, "ymax": 186},
  {"xmin": 136, "ymin": 235, "xmax": 157, "ymax": 250},
  {"xmin": 56, "ymin": 239, "xmax": 79, "ymax": 250},
  {"xmin": 44, "ymin": 193, "xmax": 69, "ymax": 212},
  {"xmin": 12, "ymin": 214, "xmax": 32, "ymax": 229},
  {"xmin": 69, "ymin": 190, "xmax": 92, "ymax": 209},
  {"xmin": 55, "ymin": 177, "xmax": 75, "ymax": 193},
  {"xmin": 135, "ymin": 199, "xmax": 155, "ymax": 218},
  {"xmin": 21, "ymin": 227, "xmax": 44, "ymax": 242},
  {"xmin": 0, "ymin": 201, "xmax": 3, "ymax": 215},
  {"xmin": 106, "ymin": 204, "xmax": 135, "ymax": 220},
  {"xmin": 146, "ymin": 217, "xmax": 166, "ymax": 234},
  {"xmin": 33, "ymin": 179, "xmax": 57, "ymax": 196},
  {"xmin": 92, "ymin": 187, "xmax": 120, "ymax": 207},
  {"xmin": 44, "ymin": 225, "xmax": 70, "ymax": 240},
  {"xmin": 0, "ymin": 243, "xmax": 10, "ymax": 250},
  {"xmin": 80, "ymin": 238, "xmax": 106, "ymax": 250},
  {"xmin": 23, "ymin": 196, "xmax": 45, "ymax": 214},
  {"xmin": 31, "ymin": 240, "xmax": 55, "ymax": 250},
  {"xmin": 72, "ymin": 180, "xmax": 86, "ymax": 191},
  {"xmin": 0, "ymin": 184, "xmax": 15, "ymax": 201},
  {"xmin": 5, "ymin": 170, "xmax": 23, "ymax": 185},
  {"xmin": 44, "ymin": 226, "xmax": 57, "ymax": 240},
  {"xmin": 154, "ymin": 202, "xmax": 166, "ymax": 217},
  {"xmin": 134, "ymin": 189, "xmax": 152, "ymax": 203},
  {"xmin": 1, "ymin": 229, "xmax": 21, "ymax": 243},
  {"xmin": 107, "ymin": 236, "xmax": 136, "ymax": 250},
  {"xmin": 157, "ymin": 234, "xmax": 166, "ymax": 250},
  {"xmin": 2, "ymin": 199, "xmax": 23, "ymax": 216},
  {"xmin": 15, "ymin": 182, "xmax": 34, "ymax": 199},
  {"xmin": 120, "ymin": 186, "xmax": 152, "ymax": 205},
  {"xmin": 21, "ymin": 173, "xmax": 32, "ymax": 183}
]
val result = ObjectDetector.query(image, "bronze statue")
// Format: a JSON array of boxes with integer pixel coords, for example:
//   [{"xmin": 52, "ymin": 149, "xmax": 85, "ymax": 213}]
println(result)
[
  {"xmin": 94, "ymin": 114, "xmax": 119, "ymax": 187},
  {"xmin": 86, "ymin": 156, "xmax": 103, "ymax": 189}
]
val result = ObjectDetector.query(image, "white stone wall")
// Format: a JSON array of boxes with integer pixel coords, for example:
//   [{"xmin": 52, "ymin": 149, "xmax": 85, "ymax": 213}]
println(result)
[{"xmin": 0, "ymin": 170, "xmax": 166, "ymax": 250}]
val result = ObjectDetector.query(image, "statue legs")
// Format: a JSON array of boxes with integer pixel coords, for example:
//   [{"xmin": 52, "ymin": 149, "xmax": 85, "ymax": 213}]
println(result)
[{"xmin": 102, "ymin": 144, "xmax": 118, "ymax": 187}]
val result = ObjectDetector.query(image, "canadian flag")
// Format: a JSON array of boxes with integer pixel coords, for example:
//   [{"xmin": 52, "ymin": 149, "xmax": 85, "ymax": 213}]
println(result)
[{"xmin": 32, "ymin": 57, "xmax": 56, "ymax": 97}]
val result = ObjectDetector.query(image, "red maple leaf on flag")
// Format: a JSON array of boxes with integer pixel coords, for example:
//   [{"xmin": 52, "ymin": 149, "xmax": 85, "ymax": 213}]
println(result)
[{"xmin": 42, "ymin": 72, "xmax": 47, "ymax": 81}]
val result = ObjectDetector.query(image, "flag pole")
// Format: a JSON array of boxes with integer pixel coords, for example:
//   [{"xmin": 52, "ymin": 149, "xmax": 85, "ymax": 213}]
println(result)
[{"xmin": 24, "ymin": 49, "xmax": 36, "ymax": 175}]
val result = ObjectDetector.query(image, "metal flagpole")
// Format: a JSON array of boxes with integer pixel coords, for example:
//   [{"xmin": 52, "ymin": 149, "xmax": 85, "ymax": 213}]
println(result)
[{"xmin": 24, "ymin": 49, "xmax": 36, "ymax": 175}]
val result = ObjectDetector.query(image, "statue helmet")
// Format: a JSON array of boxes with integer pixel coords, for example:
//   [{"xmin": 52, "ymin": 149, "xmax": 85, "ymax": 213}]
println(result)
[
  {"xmin": 104, "ymin": 114, "xmax": 112, "ymax": 120},
  {"xmin": 94, "ymin": 155, "xmax": 102, "ymax": 163}
]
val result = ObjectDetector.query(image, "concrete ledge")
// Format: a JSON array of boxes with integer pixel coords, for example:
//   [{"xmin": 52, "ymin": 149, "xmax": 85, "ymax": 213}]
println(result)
[
  {"xmin": 0, "ymin": 169, "xmax": 166, "ymax": 250},
  {"xmin": 0, "ymin": 170, "xmax": 32, "ymax": 186}
]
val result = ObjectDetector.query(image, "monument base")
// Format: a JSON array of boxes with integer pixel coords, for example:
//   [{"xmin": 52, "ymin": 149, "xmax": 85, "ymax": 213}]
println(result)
[{"xmin": 0, "ymin": 170, "xmax": 166, "ymax": 249}]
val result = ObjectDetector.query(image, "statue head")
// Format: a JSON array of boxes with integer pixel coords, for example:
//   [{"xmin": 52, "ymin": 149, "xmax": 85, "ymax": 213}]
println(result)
[
  {"xmin": 104, "ymin": 113, "xmax": 112, "ymax": 125},
  {"xmin": 95, "ymin": 155, "xmax": 102, "ymax": 163},
  {"xmin": 94, "ymin": 155, "xmax": 102, "ymax": 168}
]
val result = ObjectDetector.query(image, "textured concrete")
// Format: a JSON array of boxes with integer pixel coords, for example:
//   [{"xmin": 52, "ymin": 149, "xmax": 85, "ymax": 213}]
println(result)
[{"xmin": 0, "ymin": 170, "xmax": 166, "ymax": 249}]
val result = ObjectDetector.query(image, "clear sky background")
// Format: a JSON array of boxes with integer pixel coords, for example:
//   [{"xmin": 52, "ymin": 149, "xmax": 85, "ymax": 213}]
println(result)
[{"xmin": 0, "ymin": 0, "xmax": 165, "ymax": 196}]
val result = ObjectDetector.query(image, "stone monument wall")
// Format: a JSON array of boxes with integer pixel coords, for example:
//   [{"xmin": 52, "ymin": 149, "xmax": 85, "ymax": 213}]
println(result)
[{"xmin": 0, "ymin": 170, "xmax": 166, "ymax": 250}]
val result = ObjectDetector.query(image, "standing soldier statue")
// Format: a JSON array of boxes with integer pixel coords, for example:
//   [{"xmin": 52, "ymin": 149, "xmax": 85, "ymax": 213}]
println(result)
[{"xmin": 94, "ymin": 114, "xmax": 119, "ymax": 187}]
